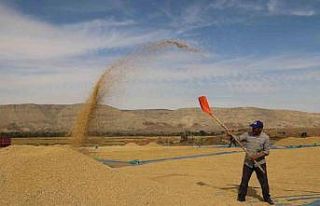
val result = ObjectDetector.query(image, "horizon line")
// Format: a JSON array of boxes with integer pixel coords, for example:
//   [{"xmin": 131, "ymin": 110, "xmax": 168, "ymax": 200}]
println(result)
[{"xmin": 1, "ymin": 103, "xmax": 319, "ymax": 114}]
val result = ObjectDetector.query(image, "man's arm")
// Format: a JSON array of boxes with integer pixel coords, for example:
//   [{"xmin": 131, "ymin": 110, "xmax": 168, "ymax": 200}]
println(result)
[
  {"xmin": 231, "ymin": 132, "xmax": 247, "ymax": 142},
  {"xmin": 251, "ymin": 152, "xmax": 266, "ymax": 160}
]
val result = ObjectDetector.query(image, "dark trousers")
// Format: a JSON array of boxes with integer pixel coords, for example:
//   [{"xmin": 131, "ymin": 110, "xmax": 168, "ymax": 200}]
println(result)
[{"xmin": 238, "ymin": 163, "xmax": 270, "ymax": 200}]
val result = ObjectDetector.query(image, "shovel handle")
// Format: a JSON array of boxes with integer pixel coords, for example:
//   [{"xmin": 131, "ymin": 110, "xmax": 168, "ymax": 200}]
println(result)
[
  {"xmin": 228, "ymin": 134, "xmax": 265, "ymax": 174},
  {"xmin": 208, "ymin": 114, "xmax": 266, "ymax": 174}
]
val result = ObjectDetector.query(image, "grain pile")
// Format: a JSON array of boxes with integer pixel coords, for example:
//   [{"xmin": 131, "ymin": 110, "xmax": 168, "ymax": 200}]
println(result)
[
  {"xmin": 274, "ymin": 136, "xmax": 320, "ymax": 146},
  {"xmin": 88, "ymin": 145, "xmax": 234, "ymax": 161},
  {"xmin": 145, "ymin": 142, "xmax": 161, "ymax": 147},
  {"xmin": 1, "ymin": 144, "xmax": 320, "ymax": 205},
  {"xmin": 124, "ymin": 142, "xmax": 140, "ymax": 147},
  {"xmin": 117, "ymin": 146, "xmax": 320, "ymax": 206},
  {"xmin": 0, "ymin": 145, "xmax": 197, "ymax": 206}
]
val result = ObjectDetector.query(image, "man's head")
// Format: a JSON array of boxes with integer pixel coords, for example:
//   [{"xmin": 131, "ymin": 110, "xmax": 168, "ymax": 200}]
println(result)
[{"xmin": 250, "ymin": 120, "xmax": 263, "ymax": 136}]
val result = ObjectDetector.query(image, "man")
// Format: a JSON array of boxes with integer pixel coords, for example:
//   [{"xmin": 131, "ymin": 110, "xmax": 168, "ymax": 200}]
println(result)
[
  {"xmin": 228, "ymin": 135, "xmax": 237, "ymax": 147},
  {"xmin": 230, "ymin": 120, "xmax": 274, "ymax": 205}
]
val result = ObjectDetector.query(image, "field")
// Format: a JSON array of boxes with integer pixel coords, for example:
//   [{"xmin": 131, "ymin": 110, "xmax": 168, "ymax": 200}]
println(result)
[
  {"xmin": 0, "ymin": 137, "xmax": 320, "ymax": 205},
  {"xmin": 10, "ymin": 136, "xmax": 223, "ymax": 146}
]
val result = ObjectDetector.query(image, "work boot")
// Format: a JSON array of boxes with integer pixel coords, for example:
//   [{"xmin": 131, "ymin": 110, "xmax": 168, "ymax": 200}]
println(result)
[{"xmin": 264, "ymin": 198, "xmax": 274, "ymax": 205}]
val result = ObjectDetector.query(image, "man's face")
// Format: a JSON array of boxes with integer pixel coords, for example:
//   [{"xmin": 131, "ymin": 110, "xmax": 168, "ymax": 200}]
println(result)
[{"xmin": 252, "ymin": 127, "xmax": 263, "ymax": 136}]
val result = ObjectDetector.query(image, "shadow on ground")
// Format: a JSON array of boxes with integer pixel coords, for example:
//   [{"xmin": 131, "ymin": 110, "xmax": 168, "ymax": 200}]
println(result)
[
  {"xmin": 196, "ymin": 182, "xmax": 320, "ymax": 205},
  {"xmin": 196, "ymin": 182, "xmax": 264, "ymax": 202}
]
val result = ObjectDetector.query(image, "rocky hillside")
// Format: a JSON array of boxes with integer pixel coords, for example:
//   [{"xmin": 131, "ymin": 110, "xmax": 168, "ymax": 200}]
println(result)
[{"xmin": 1, "ymin": 104, "xmax": 320, "ymax": 136}]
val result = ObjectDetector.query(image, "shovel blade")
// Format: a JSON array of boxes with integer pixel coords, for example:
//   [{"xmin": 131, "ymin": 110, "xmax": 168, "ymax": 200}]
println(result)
[{"xmin": 198, "ymin": 96, "xmax": 212, "ymax": 115}]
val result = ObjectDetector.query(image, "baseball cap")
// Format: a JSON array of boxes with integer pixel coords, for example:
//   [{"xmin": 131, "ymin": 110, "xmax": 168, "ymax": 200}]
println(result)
[{"xmin": 250, "ymin": 120, "xmax": 264, "ymax": 129}]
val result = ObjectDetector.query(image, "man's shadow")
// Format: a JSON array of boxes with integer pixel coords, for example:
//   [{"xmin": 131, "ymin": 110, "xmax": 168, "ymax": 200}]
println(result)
[{"xmin": 197, "ymin": 182, "xmax": 264, "ymax": 202}]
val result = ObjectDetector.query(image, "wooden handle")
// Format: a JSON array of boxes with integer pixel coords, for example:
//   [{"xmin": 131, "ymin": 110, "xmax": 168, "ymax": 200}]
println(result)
[{"xmin": 208, "ymin": 113, "xmax": 265, "ymax": 174}]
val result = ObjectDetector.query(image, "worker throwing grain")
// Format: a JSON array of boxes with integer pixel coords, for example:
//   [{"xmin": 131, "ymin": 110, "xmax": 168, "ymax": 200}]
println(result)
[{"xmin": 230, "ymin": 120, "xmax": 274, "ymax": 205}]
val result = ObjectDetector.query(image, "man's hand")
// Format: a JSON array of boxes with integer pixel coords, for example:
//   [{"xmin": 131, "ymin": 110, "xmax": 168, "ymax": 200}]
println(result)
[{"xmin": 250, "ymin": 152, "xmax": 265, "ymax": 160}]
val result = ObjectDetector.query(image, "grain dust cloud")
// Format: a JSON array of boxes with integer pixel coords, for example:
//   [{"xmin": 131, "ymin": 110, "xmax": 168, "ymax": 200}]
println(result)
[{"xmin": 71, "ymin": 40, "xmax": 198, "ymax": 146}]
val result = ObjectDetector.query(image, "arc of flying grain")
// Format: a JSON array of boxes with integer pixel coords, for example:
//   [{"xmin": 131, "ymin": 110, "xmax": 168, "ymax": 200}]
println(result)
[{"xmin": 71, "ymin": 39, "xmax": 199, "ymax": 147}]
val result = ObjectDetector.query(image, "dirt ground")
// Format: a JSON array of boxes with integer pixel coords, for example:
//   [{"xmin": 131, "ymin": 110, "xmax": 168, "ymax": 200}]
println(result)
[
  {"xmin": 0, "ymin": 137, "xmax": 319, "ymax": 205},
  {"xmin": 274, "ymin": 136, "xmax": 320, "ymax": 146}
]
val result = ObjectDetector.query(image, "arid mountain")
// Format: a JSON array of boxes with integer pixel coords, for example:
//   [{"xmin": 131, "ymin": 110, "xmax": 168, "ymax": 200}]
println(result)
[{"xmin": 1, "ymin": 104, "xmax": 320, "ymax": 136}]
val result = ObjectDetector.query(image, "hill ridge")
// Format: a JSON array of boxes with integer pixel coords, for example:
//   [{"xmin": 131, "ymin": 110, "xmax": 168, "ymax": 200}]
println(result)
[{"xmin": 1, "ymin": 104, "xmax": 320, "ymax": 136}]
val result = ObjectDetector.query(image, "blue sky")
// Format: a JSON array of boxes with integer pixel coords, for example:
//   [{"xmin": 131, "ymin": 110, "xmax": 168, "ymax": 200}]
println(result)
[{"xmin": 0, "ymin": 0, "xmax": 320, "ymax": 112}]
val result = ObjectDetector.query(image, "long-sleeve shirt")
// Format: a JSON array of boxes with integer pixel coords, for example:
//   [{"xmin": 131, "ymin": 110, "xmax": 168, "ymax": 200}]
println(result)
[{"xmin": 237, "ymin": 131, "xmax": 271, "ymax": 168}]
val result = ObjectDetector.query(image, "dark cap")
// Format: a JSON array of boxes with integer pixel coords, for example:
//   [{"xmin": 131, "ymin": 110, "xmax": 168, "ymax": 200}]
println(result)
[{"xmin": 250, "ymin": 120, "xmax": 263, "ymax": 129}]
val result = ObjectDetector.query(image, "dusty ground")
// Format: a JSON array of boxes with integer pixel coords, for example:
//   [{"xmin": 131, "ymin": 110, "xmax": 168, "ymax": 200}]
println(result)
[
  {"xmin": 274, "ymin": 136, "xmax": 320, "ymax": 146},
  {"xmin": 89, "ymin": 144, "xmax": 237, "ymax": 161},
  {"xmin": 113, "ymin": 146, "xmax": 320, "ymax": 206},
  {"xmin": 11, "ymin": 136, "xmax": 160, "ymax": 146},
  {"xmin": 0, "ymin": 137, "xmax": 319, "ymax": 205}
]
